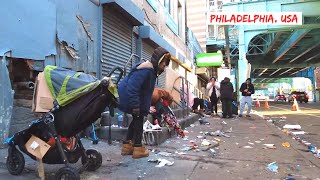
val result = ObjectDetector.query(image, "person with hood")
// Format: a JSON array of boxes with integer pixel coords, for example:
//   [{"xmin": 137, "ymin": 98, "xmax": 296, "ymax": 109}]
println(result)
[
  {"xmin": 239, "ymin": 78, "xmax": 255, "ymax": 117},
  {"xmin": 118, "ymin": 47, "xmax": 171, "ymax": 159},
  {"xmin": 220, "ymin": 77, "xmax": 234, "ymax": 118},
  {"xmin": 206, "ymin": 77, "xmax": 220, "ymax": 116}
]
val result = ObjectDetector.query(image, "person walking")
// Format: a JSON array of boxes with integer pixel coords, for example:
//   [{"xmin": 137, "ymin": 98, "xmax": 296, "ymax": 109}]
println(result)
[
  {"xmin": 206, "ymin": 77, "xmax": 220, "ymax": 116},
  {"xmin": 220, "ymin": 77, "xmax": 234, "ymax": 118},
  {"xmin": 118, "ymin": 47, "xmax": 171, "ymax": 159},
  {"xmin": 239, "ymin": 78, "xmax": 255, "ymax": 117}
]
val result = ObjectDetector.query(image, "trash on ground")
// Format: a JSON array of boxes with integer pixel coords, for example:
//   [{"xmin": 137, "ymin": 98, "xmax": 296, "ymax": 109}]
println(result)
[
  {"xmin": 209, "ymin": 130, "xmax": 230, "ymax": 138},
  {"xmin": 180, "ymin": 147, "xmax": 192, "ymax": 151},
  {"xmin": 201, "ymin": 140, "xmax": 211, "ymax": 146},
  {"xmin": 260, "ymin": 139, "xmax": 264, "ymax": 141},
  {"xmin": 225, "ymin": 127, "xmax": 233, "ymax": 133},
  {"xmin": 266, "ymin": 162, "xmax": 278, "ymax": 173},
  {"xmin": 290, "ymin": 131, "xmax": 306, "ymax": 135},
  {"xmin": 214, "ymin": 138, "xmax": 222, "ymax": 142},
  {"xmin": 249, "ymin": 126, "xmax": 257, "ymax": 129},
  {"xmin": 242, "ymin": 146, "xmax": 253, "ymax": 149},
  {"xmin": 209, "ymin": 149, "xmax": 216, "ymax": 156},
  {"xmin": 255, "ymin": 141, "xmax": 261, "ymax": 144},
  {"xmin": 184, "ymin": 130, "xmax": 189, "ymax": 134},
  {"xmin": 280, "ymin": 116, "xmax": 287, "ymax": 119},
  {"xmin": 158, "ymin": 152, "xmax": 172, "ymax": 157},
  {"xmin": 197, "ymin": 135, "xmax": 204, "ymax": 139},
  {"xmin": 283, "ymin": 124, "xmax": 302, "ymax": 130},
  {"xmin": 248, "ymin": 142, "xmax": 255, "ymax": 145},
  {"xmin": 264, "ymin": 144, "xmax": 276, "ymax": 149},
  {"xmin": 175, "ymin": 151, "xmax": 187, "ymax": 155},
  {"xmin": 190, "ymin": 124, "xmax": 195, "ymax": 128},
  {"xmin": 221, "ymin": 121, "xmax": 227, "ymax": 125},
  {"xmin": 148, "ymin": 159, "xmax": 174, "ymax": 167},
  {"xmin": 282, "ymin": 142, "xmax": 291, "ymax": 148}
]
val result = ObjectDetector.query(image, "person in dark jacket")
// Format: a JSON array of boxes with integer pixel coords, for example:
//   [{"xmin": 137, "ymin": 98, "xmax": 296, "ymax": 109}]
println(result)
[
  {"xmin": 239, "ymin": 78, "xmax": 255, "ymax": 117},
  {"xmin": 220, "ymin": 77, "xmax": 234, "ymax": 118},
  {"xmin": 118, "ymin": 47, "xmax": 171, "ymax": 159}
]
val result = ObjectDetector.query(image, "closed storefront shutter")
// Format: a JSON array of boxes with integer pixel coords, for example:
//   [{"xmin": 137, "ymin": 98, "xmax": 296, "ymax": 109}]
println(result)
[
  {"xmin": 142, "ymin": 41, "xmax": 155, "ymax": 62},
  {"xmin": 101, "ymin": 6, "xmax": 133, "ymax": 78}
]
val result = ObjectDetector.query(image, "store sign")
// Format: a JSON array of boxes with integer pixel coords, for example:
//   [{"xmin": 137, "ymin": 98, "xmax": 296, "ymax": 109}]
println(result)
[{"xmin": 196, "ymin": 52, "xmax": 223, "ymax": 67}]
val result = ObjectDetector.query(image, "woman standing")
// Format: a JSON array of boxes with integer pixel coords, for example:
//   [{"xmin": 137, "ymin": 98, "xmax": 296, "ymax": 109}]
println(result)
[{"xmin": 206, "ymin": 77, "xmax": 220, "ymax": 116}]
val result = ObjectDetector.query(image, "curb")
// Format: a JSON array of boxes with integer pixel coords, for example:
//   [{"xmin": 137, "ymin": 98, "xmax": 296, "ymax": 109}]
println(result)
[{"xmin": 98, "ymin": 113, "xmax": 201, "ymax": 145}]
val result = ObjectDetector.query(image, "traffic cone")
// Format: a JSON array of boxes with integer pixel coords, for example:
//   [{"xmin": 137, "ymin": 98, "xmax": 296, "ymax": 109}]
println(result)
[
  {"xmin": 292, "ymin": 98, "xmax": 299, "ymax": 111},
  {"xmin": 256, "ymin": 99, "xmax": 261, "ymax": 108},
  {"xmin": 264, "ymin": 99, "xmax": 269, "ymax": 109}
]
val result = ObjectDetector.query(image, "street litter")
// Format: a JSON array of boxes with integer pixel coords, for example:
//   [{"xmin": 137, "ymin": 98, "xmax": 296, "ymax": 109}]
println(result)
[
  {"xmin": 249, "ymin": 126, "xmax": 257, "ymax": 129},
  {"xmin": 221, "ymin": 121, "xmax": 227, "ymax": 125},
  {"xmin": 280, "ymin": 116, "xmax": 287, "ymax": 119},
  {"xmin": 201, "ymin": 140, "xmax": 211, "ymax": 146},
  {"xmin": 190, "ymin": 124, "xmax": 195, "ymax": 128},
  {"xmin": 197, "ymin": 135, "xmax": 204, "ymax": 139},
  {"xmin": 158, "ymin": 152, "xmax": 172, "ymax": 157},
  {"xmin": 214, "ymin": 138, "xmax": 222, "ymax": 142},
  {"xmin": 255, "ymin": 141, "xmax": 261, "ymax": 144},
  {"xmin": 148, "ymin": 159, "xmax": 174, "ymax": 167},
  {"xmin": 248, "ymin": 142, "xmax": 255, "ymax": 145},
  {"xmin": 283, "ymin": 124, "xmax": 302, "ymax": 130},
  {"xmin": 200, "ymin": 141, "xmax": 219, "ymax": 151},
  {"xmin": 180, "ymin": 147, "xmax": 192, "ymax": 151},
  {"xmin": 175, "ymin": 151, "xmax": 187, "ymax": 155},
  {"xmin": 225, "ymin": 127, "xmax": 233, "ymax": 133},
  {"xmin": 209, "ymin": 130, "xmax": 230, "ymax": 138},
  {"xmin": 242, "ymin": 146, "xmax": 253, "ymax": 149},
  {"xmin": 282, "ymin": 142, "xmax": 291, "ymax": 148},
  {"xmin": 209, "ymin": 149, "xmax": 216, "ymax": 156},
  {"xmin": 263, "ymin": 144, "xmax": 276, "ymax": 149},
  {"xmin": 267, "ymin": 162, "xmax": 278, "ymax": 173},
  {"xmin": 290, "ymin": 131, "xmax": 306, "ymax": 135}
]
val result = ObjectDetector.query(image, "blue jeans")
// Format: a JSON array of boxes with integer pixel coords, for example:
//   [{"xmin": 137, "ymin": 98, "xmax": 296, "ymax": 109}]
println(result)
[{"xmin": 239, "ymin": 96, "xmax": 252, "ymax": 115}]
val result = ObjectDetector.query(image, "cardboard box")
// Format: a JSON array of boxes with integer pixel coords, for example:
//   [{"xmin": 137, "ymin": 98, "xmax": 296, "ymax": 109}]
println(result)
[
  {"xmin": 32, "ymin": 72, "xmax": 54, "ymax": 112},
  {"xmin": 25, "ymin": 135, "xmax": 51, "ymax": 159}
]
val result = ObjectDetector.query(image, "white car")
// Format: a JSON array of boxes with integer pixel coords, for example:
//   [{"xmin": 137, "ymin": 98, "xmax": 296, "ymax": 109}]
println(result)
[{"xmin": 252, "ymin": 94, "xmax": 267, "ymax": 101}]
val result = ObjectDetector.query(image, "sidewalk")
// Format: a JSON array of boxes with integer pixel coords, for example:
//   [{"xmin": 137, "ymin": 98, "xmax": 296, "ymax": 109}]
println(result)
[{"xmin": 0, "ymin": 113, "xmax": 319, "ymax": 179}]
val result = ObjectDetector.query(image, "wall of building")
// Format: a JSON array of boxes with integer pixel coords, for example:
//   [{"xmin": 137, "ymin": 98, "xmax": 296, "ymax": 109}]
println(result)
[{"xmin": 0, "ymin": 0, "xmax": 101, "ymax": 74}]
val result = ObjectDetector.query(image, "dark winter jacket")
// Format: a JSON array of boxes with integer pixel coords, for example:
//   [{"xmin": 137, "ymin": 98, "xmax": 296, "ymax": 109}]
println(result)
[
  {"xmin": 118, "ymin": 61, "xmax": 157, "ymax": 116},
  {"xmin": 220, "ymin": 78, "xmax": 234, "ymax": 100},
  {"xmin": 240, "ymin": 82, "xmax": 255, "ymax": 96}
]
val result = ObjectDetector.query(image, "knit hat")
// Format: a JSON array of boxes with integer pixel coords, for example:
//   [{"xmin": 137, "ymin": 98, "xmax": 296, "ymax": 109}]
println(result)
[{"xmin": 150, "ymin": 47, "xmax": 171, "ymax": 70}]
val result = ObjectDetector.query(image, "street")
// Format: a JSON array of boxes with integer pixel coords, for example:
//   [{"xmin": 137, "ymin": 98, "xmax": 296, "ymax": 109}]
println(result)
[{"xmin": 1, "ymin": 102, "xmax": 320, "ymax": 180}]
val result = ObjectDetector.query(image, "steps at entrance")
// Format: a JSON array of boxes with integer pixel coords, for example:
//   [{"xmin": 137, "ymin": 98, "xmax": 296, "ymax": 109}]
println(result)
[{"xmin": 98, "ymin": 108, "xmax": 201, "ymax": 145}]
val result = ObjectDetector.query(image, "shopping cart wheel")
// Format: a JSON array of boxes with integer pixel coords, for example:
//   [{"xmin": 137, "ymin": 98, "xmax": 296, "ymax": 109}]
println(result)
[
  {"xmin": 81, "ymin": 149, "xmax": 102, "ymax": 171},
  {"xmin": 6, "ymin": 146, "xmax": 25, "ymax": 175},
  {"xmin": 55, "ymin": 167, "xmax": 80, "ymax": 180}
]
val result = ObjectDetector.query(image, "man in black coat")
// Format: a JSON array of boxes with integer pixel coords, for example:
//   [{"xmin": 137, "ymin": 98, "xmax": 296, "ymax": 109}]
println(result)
[
  {"xmin": 239, "ymin": 78, "xmax": 255, "ymax": 117},
  {"xmin": 220, "ymin": 77, "xmax": 234, "ymax": 118}
]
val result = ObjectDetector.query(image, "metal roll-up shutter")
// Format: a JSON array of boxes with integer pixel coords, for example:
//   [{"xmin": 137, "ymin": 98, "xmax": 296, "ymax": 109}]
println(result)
[
  {"xmin": 102, "ymin": 7, "xmax": 133, "ymax": 78},
  {"xmin": 142, "ymin": 41, "xmax": 155, "ymax": 62},
  {"xmin": 157, "ymin": 72, "xmax": 166, "ymax": 88}
]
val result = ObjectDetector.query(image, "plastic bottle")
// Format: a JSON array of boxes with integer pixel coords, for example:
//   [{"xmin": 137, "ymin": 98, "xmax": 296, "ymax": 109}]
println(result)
[{"xmin": 118, "ymin": 113, "xmax": 123, "ymax": 128}]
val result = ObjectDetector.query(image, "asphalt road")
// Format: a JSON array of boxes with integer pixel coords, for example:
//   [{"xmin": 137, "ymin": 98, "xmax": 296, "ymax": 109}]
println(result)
[{"xmin": 256, "ymin": 101, "xmax": 320, "ymax": 149}]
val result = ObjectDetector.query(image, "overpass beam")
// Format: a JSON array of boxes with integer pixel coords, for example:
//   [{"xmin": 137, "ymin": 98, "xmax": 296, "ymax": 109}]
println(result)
[
  {"xmin": 251, "ymin": 62, "xmax": 320, "ymax": 69},
  {"xmin": 272, "ymin": 29, "xmax": 310, "ymax": 63}
]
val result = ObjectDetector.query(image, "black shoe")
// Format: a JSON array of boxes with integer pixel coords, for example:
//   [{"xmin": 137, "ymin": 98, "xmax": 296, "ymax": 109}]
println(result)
[{"xmin": 239, "ymin": 115, "xmax": 243, "ymax": 117}]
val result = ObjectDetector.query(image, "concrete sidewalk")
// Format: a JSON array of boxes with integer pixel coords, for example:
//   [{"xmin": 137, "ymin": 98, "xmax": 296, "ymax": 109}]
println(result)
[{"xmin": 0, "ymin": 113, "xmax": 319, "ymax": 179}]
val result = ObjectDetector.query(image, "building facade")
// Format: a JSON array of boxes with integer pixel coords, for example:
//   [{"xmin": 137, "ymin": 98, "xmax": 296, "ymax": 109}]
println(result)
[{"xmin": 0, "ymin": 0, "xmax": 203, "ymax": 137}]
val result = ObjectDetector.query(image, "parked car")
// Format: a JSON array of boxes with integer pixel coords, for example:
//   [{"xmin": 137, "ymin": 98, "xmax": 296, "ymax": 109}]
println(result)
[
  {"xmin": 252, "ymin": 94, "xmax": 267, "ymax": 101},
  {"xmin": 288, "ymin": 91, "xmax": 309, "ymax": 103},
  {"xmin": 275, "ymin": 94, "xmax": 286, "ymax": 102}
]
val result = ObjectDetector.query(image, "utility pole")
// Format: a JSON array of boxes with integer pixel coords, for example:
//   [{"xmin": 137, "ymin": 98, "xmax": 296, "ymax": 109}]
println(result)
[{"xmin": 224, "ymin": 25, "xmax": 231, "ymax": 69}]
